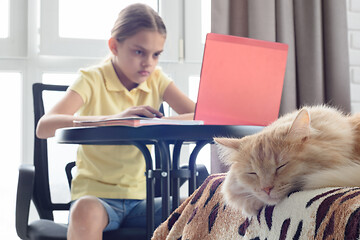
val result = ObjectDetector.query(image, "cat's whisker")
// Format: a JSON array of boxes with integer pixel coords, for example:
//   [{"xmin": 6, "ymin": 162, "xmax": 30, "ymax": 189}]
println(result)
[
  {"xmin": 277, "ymin": 184, "xmax": 292, "ymax": 194},
  {"xmin": 242, "ymin": 193, "xmax": 255, "ymax": 200}
]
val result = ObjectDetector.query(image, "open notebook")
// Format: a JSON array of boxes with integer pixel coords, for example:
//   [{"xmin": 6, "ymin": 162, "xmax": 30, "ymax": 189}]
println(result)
[
  {"xmin": 73, "ymin": 117, "xmax": 203, "ymax": 127},
  {"xmin": 194, "ymin": 33, "xmax": 288, "ymax": 126}
]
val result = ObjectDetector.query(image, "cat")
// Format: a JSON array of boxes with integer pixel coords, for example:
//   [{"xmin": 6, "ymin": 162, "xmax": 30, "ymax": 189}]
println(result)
[{"xmin": 214, "ymin": 105, "xmax": 360, "ymax": 217}]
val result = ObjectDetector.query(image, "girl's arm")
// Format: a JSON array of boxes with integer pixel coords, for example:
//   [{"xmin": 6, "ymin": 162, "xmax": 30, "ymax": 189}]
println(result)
[
  {"xmin": 36, "ymin": 90, "xmax": 89, "ymax": 139},
  {"xmin": 36, "ymin": 89, "xmax": 164, "ymax": 139},
  {"xmin": 162, "ymin": 82, "xmax": 196, "ymax": 120}
]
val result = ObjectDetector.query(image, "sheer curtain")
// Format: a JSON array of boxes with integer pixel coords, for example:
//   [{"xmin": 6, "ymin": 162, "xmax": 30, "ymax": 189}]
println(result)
[{"xmin": 210, "ymin": 0, "xmax": 351, "ymax": 173}]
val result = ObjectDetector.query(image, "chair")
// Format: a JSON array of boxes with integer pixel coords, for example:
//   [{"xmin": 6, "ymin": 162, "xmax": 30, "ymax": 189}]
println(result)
[
  {"xmin": 16, "ymin": 83, "xmax": 147, "ymax": 240},
  {"xmin": 16, "ymin": 83, "xmax": 209, "ymax": 240}
]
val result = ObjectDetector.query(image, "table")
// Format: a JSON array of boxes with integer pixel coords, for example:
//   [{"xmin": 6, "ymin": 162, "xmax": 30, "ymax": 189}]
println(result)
[{"xmin": 56, "ymin": 124, "xmax": 263, "ymax": 239}]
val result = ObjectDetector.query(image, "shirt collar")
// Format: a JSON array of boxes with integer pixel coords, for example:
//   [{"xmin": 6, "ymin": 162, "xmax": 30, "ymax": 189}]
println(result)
[{"xmin": 103, "ymin": 60, "xmax": 151, "ymax": 93}]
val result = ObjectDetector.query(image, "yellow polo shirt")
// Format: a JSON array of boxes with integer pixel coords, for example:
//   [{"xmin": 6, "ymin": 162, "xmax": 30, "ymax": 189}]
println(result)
[{"xmin": 69, "ymin": 60, "xmax": 172, "ymax": 200}]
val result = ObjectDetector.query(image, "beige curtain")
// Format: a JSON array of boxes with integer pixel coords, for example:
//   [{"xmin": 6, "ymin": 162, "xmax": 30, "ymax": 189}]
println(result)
[{"xmin": 210, "ymin": 0, "xmax": 351, "ymax": 173}]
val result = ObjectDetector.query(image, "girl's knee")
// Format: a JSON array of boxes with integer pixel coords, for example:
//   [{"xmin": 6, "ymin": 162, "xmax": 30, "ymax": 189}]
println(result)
[{"xmin": 70, "ymin": 196, "xmax": 107, "ymax": 224}]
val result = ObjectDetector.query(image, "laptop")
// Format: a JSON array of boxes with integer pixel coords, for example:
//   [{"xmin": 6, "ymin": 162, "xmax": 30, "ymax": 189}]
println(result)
[{"xmin": 194, "ymin": 33, "xmax": 288, "ymax": 126}]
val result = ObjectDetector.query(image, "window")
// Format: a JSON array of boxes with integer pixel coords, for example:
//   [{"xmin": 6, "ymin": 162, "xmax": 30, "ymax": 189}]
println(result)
[
  {"xmin": 41, "ymin": 73, "xmax": 82, "ymax": 223},
  {"xmin": 0, "ymin": 0, "xmax": 9, "ymax": 38},
  {"xmin": 184, "ymin": 0, "xmax": 211, "ymax": 62},
  {"xmin": 201, "ymin": 0, "xmax": 211, "ymax": 43},
  {"xmin": 0, "ymin": 0, "xmax": 26, "ymax": 57},
  {"xmin": 0, "ymin": 72, "xmax": 22, "ymax": 239},
  {"xmin": 40, "ymin": 0, "xmax": 179, "ymax": 61},
  {"xmin": 42, "ymin": 72, "xmax": 78, "ymax": 85},
  {"xmin": 188, "ymin": 75, "xmax": 210, "ymax": 171},
  {"xmin": 184, "ymin": 1, "xmax": 212, "ymax": 170},
  {"xmin": 59, "ymin": 0, "xmax": 158, "ymax": 40}
]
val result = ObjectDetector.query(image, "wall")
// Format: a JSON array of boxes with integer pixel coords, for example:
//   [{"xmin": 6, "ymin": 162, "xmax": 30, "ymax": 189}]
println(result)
[{"xmin": 348, "ymin": 0, "xmax": 360, "ymax": 112}]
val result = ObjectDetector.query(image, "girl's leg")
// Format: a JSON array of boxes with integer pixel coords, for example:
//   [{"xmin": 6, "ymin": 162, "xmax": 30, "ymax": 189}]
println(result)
[
  {"xmin": 121, "ymin": 197, "xmax": 165, "ymax": 228},
  {"xmin": 67, "ymin": 196, "xmax": 108, "ymax": 240}
]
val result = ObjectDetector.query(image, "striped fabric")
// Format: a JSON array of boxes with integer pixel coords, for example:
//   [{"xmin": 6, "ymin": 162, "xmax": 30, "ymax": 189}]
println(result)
[{"xmin": 152, "ymin": 174, "xmax": 360, "ymax": 240}]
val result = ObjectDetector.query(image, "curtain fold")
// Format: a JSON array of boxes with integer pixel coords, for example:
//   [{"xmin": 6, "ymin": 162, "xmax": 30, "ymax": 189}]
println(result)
[
  {"xmin": 210, "ymin": 0, "xmax": 351, "ymax": 173},
  {"xmin": 322, "ymin": 0, "xmax": 351, "ymax": 110},
  {"xmin": 276, "ymin": 0, "xmax": 297, "ymax": 112}
]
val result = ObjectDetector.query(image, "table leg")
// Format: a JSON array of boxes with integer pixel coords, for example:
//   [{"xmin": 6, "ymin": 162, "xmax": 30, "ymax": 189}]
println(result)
[
  {"xmin": 188, "ymin": 140, "xmax": 212, "ymax": 194},
  {"xmin": 132, "ymin": 142, "xmax": 155, "ymax": 240},
  {"xmin": 156, "ymin": 141, "xmax": 171, "ymax": 221},
  {"xmin": 171, "ymin": 141, "xmax": 183, "ymax": 211}
]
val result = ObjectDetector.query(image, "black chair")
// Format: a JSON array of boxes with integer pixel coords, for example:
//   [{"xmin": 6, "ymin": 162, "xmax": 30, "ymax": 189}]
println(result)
[
  {"xmin": 16, "ymin": 83, "xmax": 148, "ymax": 240},
  {"xmin": 16, "ymin": 83, "xmax": 209, "ymax": 240}
]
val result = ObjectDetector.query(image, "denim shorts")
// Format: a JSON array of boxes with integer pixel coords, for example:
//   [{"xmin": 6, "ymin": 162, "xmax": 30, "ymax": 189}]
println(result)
[{"xmin": 98, "ymin": 197, "xmax": 164, "ymax": 231}]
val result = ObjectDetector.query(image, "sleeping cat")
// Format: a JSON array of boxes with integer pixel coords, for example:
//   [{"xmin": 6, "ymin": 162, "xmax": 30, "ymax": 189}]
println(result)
[{"xmin": 214, "ymin": 105, "xmax": 360, "ymax": 216}]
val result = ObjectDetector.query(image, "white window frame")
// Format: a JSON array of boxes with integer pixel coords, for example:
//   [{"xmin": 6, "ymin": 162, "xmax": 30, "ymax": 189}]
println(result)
[
  {"xmin": 184, "ymin": 0, "xmax": 204, "ymax": 63},
  {"xmin": 159, "ymin": 0, "xmax": 181, "ymax": 62},
  {"xmin": 40, "ymin": 0, "xmax": 181, "ymax": 62},
  {"xmin": 0, "ymin": 0, "xmax": 27, "ymax": 57},
  {"xmin": 40, "ymin": 0, "xmax": 107, "ymax": 58}
]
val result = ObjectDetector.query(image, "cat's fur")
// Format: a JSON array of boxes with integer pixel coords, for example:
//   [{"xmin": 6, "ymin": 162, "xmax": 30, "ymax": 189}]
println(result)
[{"xmin": 215, "ymin": 105, "xmax": 360, "ymax": 216}]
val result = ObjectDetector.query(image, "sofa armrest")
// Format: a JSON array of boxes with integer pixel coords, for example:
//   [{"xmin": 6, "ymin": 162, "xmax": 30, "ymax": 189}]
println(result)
[{"xmin": 16, "ymin": 164, "xmax": 35, "ymax": 240}]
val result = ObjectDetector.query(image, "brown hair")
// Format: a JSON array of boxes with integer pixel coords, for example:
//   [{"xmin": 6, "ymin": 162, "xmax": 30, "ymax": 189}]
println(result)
[{"xmin": 111, "ymin": 3, "xmax": 167, "ymax": 42}]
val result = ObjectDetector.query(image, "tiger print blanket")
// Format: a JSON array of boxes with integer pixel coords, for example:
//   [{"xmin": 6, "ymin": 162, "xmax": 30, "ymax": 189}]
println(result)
[{"xmin": 152, "ymin": 173, "xmax": 360, "ymax": 240}]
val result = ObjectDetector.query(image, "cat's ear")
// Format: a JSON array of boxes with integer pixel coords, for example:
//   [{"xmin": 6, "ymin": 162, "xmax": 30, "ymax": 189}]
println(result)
[
  {"xmin": 287, "ymin": 108, "xmax": 310, "ymax": 142},
  {"xmin": 214, "ymin": 138, "xmax": 242, "ymax": 165},
  {"xmin": 214, "ymin": 138, "xmax": 241, "ymax": 149}
]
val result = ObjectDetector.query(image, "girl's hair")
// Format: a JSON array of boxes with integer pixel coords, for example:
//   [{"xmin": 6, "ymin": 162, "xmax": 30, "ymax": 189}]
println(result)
[{"xmin": 111, "ymin": 3, "xmax": 167, "ymax": 42}]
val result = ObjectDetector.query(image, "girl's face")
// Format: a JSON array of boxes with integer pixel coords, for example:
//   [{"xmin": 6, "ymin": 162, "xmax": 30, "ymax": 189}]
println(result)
[{"xmin": 111, "ymin": 30, "xmax": 166, "ymax": 91}]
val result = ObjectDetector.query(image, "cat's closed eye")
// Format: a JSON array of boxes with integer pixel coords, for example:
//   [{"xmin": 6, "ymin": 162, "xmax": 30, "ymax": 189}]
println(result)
[
  {"xmin": 247, "ymin": 172, "xmax": 257, "ymax": 176},
  {"xmin": 276, "ymin": 162, "xmax": 288, "ymax": 173}
]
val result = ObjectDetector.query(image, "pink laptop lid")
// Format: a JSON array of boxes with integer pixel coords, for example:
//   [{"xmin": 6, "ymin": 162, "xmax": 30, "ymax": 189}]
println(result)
[{"xmin": 194, "ymin": 33, "xmax": 288, "ymax": 126}]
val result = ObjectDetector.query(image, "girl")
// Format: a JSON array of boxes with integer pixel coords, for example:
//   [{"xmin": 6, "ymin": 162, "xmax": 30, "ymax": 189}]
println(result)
[{"xmin": 36, "ymin": 3, "xmax": 195, "ymax": 240}]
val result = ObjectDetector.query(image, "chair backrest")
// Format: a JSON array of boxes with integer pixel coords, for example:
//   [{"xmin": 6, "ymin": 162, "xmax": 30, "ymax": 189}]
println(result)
[{"xmin": 32, "ymin": 83, "xmax": 71, "ymax": 220}]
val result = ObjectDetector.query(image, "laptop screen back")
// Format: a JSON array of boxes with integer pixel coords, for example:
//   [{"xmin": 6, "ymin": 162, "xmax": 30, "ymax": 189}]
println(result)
[{"xmin": 194, "ymin": 33, "xmax": 288, "ymax": 126}]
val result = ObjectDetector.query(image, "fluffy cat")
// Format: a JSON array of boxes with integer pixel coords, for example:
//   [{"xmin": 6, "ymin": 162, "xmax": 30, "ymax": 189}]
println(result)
[{"xmin": 214, "ymin": 105, "xmax": 360, "ymax": 216}]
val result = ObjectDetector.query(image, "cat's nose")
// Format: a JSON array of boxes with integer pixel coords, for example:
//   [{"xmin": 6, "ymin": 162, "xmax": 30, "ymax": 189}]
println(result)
[{"xmin": 262, "ymin": 186, "xmax": 273, "ymax": 195}]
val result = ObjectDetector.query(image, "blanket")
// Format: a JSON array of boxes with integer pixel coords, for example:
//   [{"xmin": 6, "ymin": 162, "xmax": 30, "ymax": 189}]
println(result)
[{"xmin": 152, "ymin": 173, "xmax": 360, "ymax": 240}]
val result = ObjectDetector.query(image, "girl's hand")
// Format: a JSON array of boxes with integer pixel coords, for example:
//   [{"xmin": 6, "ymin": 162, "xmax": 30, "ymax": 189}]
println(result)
[{"xmin": 113, "ymin": 105, "xmax": 163, "ymax": 118}]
